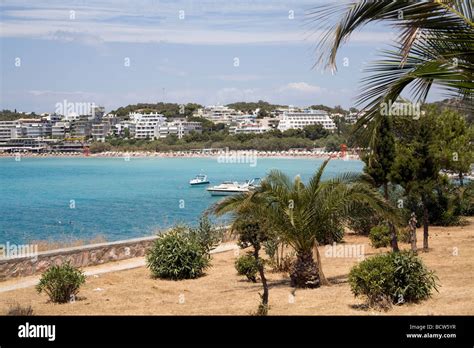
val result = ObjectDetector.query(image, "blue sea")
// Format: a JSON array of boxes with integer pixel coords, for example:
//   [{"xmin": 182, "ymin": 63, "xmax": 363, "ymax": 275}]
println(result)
[{"xmin": 0, "ymin": 157, "xmax": 363, "ymax": 244}]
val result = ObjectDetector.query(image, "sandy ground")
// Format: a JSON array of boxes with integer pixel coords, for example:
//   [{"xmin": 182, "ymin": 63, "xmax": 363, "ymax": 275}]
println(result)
[{"xmin": 1, "ymin": 218, "xmax": 473, "ymax": 315}]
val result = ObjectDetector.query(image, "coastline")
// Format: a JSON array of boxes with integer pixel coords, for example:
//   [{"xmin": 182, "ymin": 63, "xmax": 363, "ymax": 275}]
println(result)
[{"xmin": 0, "ymin": 150, "xmax": 361, "ymax": 160}]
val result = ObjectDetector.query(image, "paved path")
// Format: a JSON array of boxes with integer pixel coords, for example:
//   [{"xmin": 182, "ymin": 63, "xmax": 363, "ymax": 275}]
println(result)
[{"xmin": 0, "ymin": 242, "xmax": 237, "ymax": 293}]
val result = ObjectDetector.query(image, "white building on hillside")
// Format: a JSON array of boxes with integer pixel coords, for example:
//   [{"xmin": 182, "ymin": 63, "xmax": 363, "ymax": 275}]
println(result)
[
  {"xmin": 229, "ymin": 123, "xmax": 270, "ymax": 135},
  {"xmin": 92, "ymin": 123, "xmax": 111, "ymax": 142},
  {"xmin": 155, "ymin": 121, "xmax": 202, "ymax": 139},
  {"xmin": 271, "ymin": 106, "xmax": 301, "ymax": 117},
  {"xmin": 0, "ymin": 121, "xmax": 20, "ymax": 140},
  {"xmin": 277, "ymin": 109, "xmax": 336, "ymax": 131},
  {"xmin": 52, "ymin": 122, "xmax": 70, "ymax": 139},
  {"xmin": 194, "ymin": 105, "xmax": 243, "ymax": 124},
  {"xmin": 133, "ymin": 112, "xmax": 167, "ymax": 139},
  {"xmin": 345, "ymin": 112, "xmax": 361, "ymax": 124}
]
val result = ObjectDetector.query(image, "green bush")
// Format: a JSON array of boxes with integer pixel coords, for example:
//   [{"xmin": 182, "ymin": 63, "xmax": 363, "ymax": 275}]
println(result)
[
  {"xmin": 347, "ymin": 204, "xmax": 382, "ymax": 235},
  {"xmin": 348, "ymin": 216, "xmax": 380, "ymax": 235},
  {"xmin": 36, "ymin": 262, "xmax": 86, "ymax": 304},
  {"xmin": 401, "ymin": 181, "xmax": 464, "ymax": 227},
  {"xmin": 317, "ymin": 223, "xmax": 344, "ymax": 244},
  {"xmin": 349, "ymin": 251, "xmax": 438, "ymax": 309},
  {"xmin": 146, "ymin": 226, "xmax": 210, "ymax": 280},
  {"xmin": 459, "ymin": 182, "xmax": 474, "ymax": 216},
  {"xmin": 235, "ymin": 254, "xmax": 259, "ymax": 282},
  {"xmin": 188, "ymin": 215, "xmax": 222, "ymax": 253},
  {"xmin": 369, "ymin": 225, "xmax": 391, "ymax": 248},
  {"xmin": 397, "ymin": 227, "xmax": 412, "ymax": 244}
]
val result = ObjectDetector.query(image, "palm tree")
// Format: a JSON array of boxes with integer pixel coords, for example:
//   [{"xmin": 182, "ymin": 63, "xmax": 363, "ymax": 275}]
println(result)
[
  {"xmin": 310, "ymin": 0, "xmax": 473, "ymax": 145},
  {"xmin": 213, "ymin": 159, "xmax": 400, "ymax": 288}
]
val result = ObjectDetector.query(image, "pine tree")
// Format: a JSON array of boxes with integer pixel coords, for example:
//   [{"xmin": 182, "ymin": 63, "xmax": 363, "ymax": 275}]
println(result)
[{"xmin": 363, "ymin": 114, "xmax": 399, "ymax": 251}]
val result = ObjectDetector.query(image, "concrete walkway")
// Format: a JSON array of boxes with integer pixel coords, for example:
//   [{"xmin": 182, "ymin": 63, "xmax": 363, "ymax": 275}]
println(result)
[{"xmin": 0, "ymin": 242, "xmax": 237, "ymax": 293}]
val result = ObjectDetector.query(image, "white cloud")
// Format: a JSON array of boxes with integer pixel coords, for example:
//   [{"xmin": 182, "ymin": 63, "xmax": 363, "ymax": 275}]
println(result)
[
  {"xmin": 279, "ymin": 82, "xmax": 324, "ymax": 94},
  {"xmin": 28, "ymin": 90, "xmax": 91, "ymax": 97},
  {"xmin": 214, "ymin": 87, "xmax": 261, "ymax": 104},
  {"xmin": 47, "ymin": 30, "xmax": 106, "ymax": 51},
  {"xmin": 0, "ymin": 1, "xmax": 394, "ymax": 45}
]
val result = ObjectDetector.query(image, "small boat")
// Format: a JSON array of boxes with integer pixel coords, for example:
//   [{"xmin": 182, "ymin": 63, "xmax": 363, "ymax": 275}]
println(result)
[
  {"xmin": 189, "ymin": 174, "xmax": 210, "ymax": 186},
  {"xmin": 207, "ymin": 178, "xmax": 261, "ymax": 196}
]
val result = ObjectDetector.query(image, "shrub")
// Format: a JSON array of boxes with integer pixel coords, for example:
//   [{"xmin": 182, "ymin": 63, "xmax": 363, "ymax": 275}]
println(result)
[
  {"xmin": 317, "ymin": 223, "xmax": 344, "ymax": 244},
  {"xmin": 459, "ymin": 182, "xmax": 474, "ymax": 216},
  {"xmin": 437, "ymin": 210, "xmax": 461, "ymax": 226},
  {"xmin": 348, "ymin": 217, "xmax": 379, "ymax": 235},
  {"xmin": 397, "ymin": 227, "xmax": 412, "ymax": 244},
  {"xmin": 347, "ymin": 204, "xmax": 382, "ymax": 235},
  {"xmin": 349, "ymin": 251, "xmax": 438, "ymax": 309},
  {"xmin": 235, "ymin": 254, "xmax": 259, "ymax": 282},
  {"xmin": 188, "ymin": 215, "xmax": 222, "ymax": 253},
  {"xmin": 402, "ymin": 182, "xmax": 464, "ymax": 227},
  {"xmin": 6, "ymin": 303, "xmax": 34, "ymax": 316},
  {"xmin": 146, "ymin": 226, "xmax": 210, "ymax": 280},
  {"xmin": 369, "ymin": 225, "xmax": 391, "ymax": 248},
  {"xmin": 36, "ymin": 262, "xmax": 86, "ymax": 304},
  {"xmin": 278, "ymin": 253, "xmax": 295, "ymax": 273},
  {"xmin": 264, "ymin": 239, "xmax": 295, "ymax": 273}
]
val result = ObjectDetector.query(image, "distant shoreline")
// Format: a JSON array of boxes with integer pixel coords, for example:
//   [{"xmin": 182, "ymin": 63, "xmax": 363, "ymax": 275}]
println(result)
[{"xmin": 0, "ymin": 150, "xmax": 361, "ymax": 160}]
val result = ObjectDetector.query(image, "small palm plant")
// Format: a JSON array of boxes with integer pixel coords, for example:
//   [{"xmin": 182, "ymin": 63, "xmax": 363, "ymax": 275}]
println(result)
[{"xmin": 213, "ymin": 159, "xmax": 399, "ymax": 288}]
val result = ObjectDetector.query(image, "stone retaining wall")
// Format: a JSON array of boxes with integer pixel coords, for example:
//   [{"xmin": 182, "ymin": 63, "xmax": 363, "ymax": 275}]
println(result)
[{"xmin": 0, "ymin": 236, "xmax": 158, "ymax": 281}]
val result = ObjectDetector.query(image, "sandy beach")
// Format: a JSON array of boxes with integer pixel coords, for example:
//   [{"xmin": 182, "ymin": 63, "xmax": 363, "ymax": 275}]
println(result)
[{"xmin": 0, "ymin": 150, "xmax": 361, "ymax": 160}]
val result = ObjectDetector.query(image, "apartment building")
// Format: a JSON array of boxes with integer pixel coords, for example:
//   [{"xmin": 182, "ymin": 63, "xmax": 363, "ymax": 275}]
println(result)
[
  {"xmin": 91, "ymin": 123, "xmax": 111, "ymax": 142},
  {"xmin": 345, "ymin": 112, "xmax": 361, "ymax": 124},
  {"xmin": 51, "ymin": 122, "xmax": 70, "ymax": 139},
  {"xmin": 133, "ymin": 112, "xmax": 167, "ymax": 139},
  {"xmin": 229, "ymin": 123, "xmax": 270, "ymax": 135},
  {"xmin": 277, "ymin": 109, "xmax": 336, "ymax": 131},
  {"xmin": 194, "ymin": 105, "xmax": 243, "ymax": 124},
  {"xmin": 155, "ymin": 121, "xmax": 202, "ymax": 139},
  {"xmin": 0, "ymin": 121, "xmax": 20, "ymax": 140}
]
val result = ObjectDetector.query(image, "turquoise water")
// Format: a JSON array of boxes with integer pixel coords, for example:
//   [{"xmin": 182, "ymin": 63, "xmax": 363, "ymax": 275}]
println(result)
[{"xmin": 0, "ymin": 157, "xmax": 363, "ymax": 244}]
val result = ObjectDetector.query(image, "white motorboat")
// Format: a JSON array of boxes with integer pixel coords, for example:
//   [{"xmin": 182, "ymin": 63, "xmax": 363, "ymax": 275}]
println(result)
[
  {"xmin": 207, "ymin": 178, "xmax": 261, "ymax": 196},
  {"xmin": 189, "ymin": 174, "xmax": 210, "ymax": 185}
]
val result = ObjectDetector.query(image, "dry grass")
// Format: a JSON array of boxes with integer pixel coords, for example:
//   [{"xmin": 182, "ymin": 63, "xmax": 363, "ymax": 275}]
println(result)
[
  {"xmin": 1, "ymin": 218, "xmax": 473, "ymax": 315},
  {"xmin": 5, "ymin": 302, "xmax": 34, "ymax": 316}
]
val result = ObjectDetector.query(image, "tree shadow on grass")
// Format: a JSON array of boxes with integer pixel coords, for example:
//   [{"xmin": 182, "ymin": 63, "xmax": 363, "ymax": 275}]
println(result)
[
  {"xmin": 326, "ymin": 274, "xmax": 349, "ymax": 285},
  {"xmin": 349, "ymin": 303, "xmax": 370, "ymax": 311},
  {"xmin": 268, "ymin": 278, "xmax": 291, "ymax": 290}
]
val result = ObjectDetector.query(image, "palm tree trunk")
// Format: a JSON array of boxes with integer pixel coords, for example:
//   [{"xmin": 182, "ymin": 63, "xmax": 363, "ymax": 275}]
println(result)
[
  {"xmin": 313, "ymin": 243, "xmax": 329, "ymax": 286},
  {"xmin": 384, "ymin": 183, "xmax": 399, "ymax": 252},
  {"xmin": 411, "ymin": 227, "xmax": 418, "ymax": 253},
  {"xmin": 291, "ymin": 250, "xmax": 320, "ymax": 288}
]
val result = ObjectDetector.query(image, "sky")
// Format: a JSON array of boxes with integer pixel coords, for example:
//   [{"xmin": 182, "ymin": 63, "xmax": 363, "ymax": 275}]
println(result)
[{"xmin": 0, "ymin": 0, "xmax": 444, "ymax": 114}]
